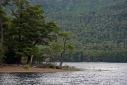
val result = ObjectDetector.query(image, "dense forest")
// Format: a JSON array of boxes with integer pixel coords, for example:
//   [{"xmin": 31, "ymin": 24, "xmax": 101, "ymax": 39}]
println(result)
[
  {"xmin": 30, "ymin": 0, "xmax": 127, "ymax": 50},
  {"xmin": 0, "ymin": 0, "xmax": 127, "ymax": 64},
  {"xmin": 30, "ymin": 0, "xmax": 127, "ymax": 62},
  {"xmin": 0, "ymin": 0, "xmax": 74, "ymax": 67}
]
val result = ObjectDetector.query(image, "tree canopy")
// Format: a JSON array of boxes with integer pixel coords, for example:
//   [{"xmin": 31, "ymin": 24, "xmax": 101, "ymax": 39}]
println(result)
[
  {"xmin": 1, "ymin": 0, "xmax": 127, "ymax": 63},
  {"xmin": 30, "ymin": 0, "xmax": 127, "ymax": 62},
  {"xmin": 1, "ymin": 0, "xmax": 60, "ymax": 64}
]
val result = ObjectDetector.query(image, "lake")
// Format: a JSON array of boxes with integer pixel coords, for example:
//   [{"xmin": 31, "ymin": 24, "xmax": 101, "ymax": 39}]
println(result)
[{"xmin": 0, "ymin": 62, "xmax": 127, "ymax": 85}]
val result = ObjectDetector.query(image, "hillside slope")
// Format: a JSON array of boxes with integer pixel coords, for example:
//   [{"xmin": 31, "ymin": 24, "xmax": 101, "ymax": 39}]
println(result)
[{"xmin": 30, "ymin": 0, "xmax": 127, "ymax": 62}]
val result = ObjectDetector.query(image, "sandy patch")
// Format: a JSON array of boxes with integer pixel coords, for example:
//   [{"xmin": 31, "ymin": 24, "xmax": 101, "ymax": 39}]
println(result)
[{"xmin": 0, "ymin": 65, "xmax": 69, "ymax": 73}]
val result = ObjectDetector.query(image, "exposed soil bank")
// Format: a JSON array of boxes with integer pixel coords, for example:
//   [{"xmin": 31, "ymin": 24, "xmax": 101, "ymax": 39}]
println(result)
[{"xmin": 0, "ymin": 65, "xmax": 74, "ymax": 73}]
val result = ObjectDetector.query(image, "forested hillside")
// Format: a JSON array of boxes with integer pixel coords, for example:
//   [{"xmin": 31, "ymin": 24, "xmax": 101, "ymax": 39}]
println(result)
[
  {"xmin": 1, "ymin": 0, "xmax": 127, "ymax": 63},
  {"xmin": 0, "ymin": 0, "xmax": 74, "ymax": 66},
  {"xmin": 30, "ymin": 0, "xmax": 127, "ymax": 62},
  {"xmin": 30, "ymin": 0, "xmax": 127, "ymax": 50}
]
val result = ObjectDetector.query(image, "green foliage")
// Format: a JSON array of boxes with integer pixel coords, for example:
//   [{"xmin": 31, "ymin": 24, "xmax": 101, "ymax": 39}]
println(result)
[
  {"xmin": 58, "ymin": 31, "xmax": 73, "ymax": 40},
  {"xmin": 21, "ymin": 57, "xmax": 27, "ymax": 64},
  {"xmin": 0, "ymin": 2, "xmax": 9, "ymax": 63},
  {"xmin": 29, "ymin": 0, "xmax": 127, "ymax": 62},
  {"xmin": 58, "ymin": 31, "xmax": 74, "ymax": 67},
  {"xmin": 58, "ymin": 31, "xmax": 74, "ymax": 52},
  {"xmin": 65, "ymin": 44, "xmax": 74, "ymax": 50},
  {"xmin": 40, "ymin": 42, "xmax": 63, "ymax": 63},
  {"xmin": 65, "ymin": 50, "xmax": 127, "ymax": 62},
  {"xmin": 7, "ymin": 1, "xmax": 44, "ymax": 62},
  {"xmin": 0, "ymin": 49, "xmax": 4, "ymax": 63},
  {"xmin": 30, "ymin": 0, "xmax": 127, "ymax": 50},
  {"xmin": 23, "ymin": 65, "xmax": 29, "ymax": 69},
  {"xmin": 1, "ymin": 0, "xmax": 127, "ymax": 63},
  {"xmin": 1, "ymin": 0, "xmax": 60, "ymax": 64},
  {"xmin": 0, "ymin": 65, "xmax": 3, "ymax": 68}
]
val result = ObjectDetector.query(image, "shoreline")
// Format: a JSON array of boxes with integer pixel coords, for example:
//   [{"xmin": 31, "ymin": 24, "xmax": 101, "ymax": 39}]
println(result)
[{"xmin": 0, "ymin": 65, "xmax": 74, "ymax": 73}]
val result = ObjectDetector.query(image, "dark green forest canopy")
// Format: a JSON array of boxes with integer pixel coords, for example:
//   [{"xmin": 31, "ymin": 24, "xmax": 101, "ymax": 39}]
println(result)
[
  {"xmin": 29, "ymin": 0, "xmax": 127, "ymax": 62},
  {"xmin": 0, "ymin": 0, "xmax": 60, "ymax": 64},
  {"xmin": 1, "ymin": 0, "xmax": 127, "ymax": 63},
  {"xmin": 30, "ymin": 0, "xmax": 127, "ymax": 50}
]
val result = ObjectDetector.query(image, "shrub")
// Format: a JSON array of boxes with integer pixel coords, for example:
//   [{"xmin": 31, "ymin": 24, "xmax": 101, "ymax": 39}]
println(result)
[{"xmin": 23, "ymin": 65, "xmax": 29, "ymax": 69}]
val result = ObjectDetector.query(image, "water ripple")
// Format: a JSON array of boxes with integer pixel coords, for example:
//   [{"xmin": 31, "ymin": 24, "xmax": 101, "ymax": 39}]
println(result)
[{"xmin": 0, "ymin": 63, "xmax": 127, "ymax": 85}]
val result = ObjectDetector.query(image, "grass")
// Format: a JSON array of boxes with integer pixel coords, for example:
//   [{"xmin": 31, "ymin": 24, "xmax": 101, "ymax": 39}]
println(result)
[
  {"xmin": 23, "ymin": 65, "xmax": 29, "ymax": 69},
  {"xmin": 0, "ymin": 65, "xmax": 3, "ymax": 68}
]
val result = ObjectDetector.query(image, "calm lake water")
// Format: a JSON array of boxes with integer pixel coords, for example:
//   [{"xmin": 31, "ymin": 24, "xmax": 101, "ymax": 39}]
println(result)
[{"xmin": 0, "ymin": 62, "xmax": 127, "ymax": 85}]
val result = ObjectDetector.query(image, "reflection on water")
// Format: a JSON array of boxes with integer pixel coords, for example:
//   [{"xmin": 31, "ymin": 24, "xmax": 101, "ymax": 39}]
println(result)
[{"xmin": 0, "ymin": 62, "xmax": 127, "ymax": 85}]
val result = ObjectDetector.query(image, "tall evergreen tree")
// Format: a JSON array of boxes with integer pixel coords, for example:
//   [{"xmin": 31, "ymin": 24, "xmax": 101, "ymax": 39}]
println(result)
[{"xmin": 4, "ymin": 0, "xmax": 59, "ymax": 64}]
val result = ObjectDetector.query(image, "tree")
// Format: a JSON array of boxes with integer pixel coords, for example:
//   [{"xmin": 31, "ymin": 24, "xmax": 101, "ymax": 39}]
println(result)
[
  {"xmin": 0, "ymin": 0, "xmax": 8, "ymax": 64},
  {"xmin": 4, "ymin": 0, "xmax": 59, "ymax": 64},
  {"xmin": 0, "ymin": 5, "xmax": 3, "ymax": 63},
  {"xmin": 40, "ymin": 42, "xmax": 62, "ymax": 66},
  {"xmin": 58, "ymin": 31, "xmax": 74, "ymax": 68},
  {"xmin": 39, "ymin": 31, "xmax": 74, "ymax": 68}
]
